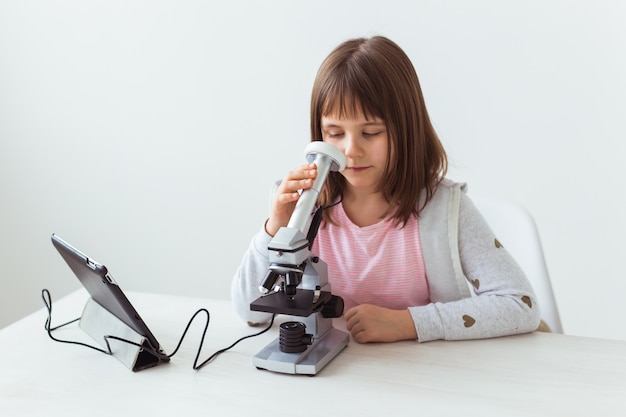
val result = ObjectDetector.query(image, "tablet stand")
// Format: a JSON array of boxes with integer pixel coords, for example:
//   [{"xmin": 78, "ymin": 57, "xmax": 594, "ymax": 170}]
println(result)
[{"xmin": 79, "ymin": 298, "xmax": 164, "ymax": 372}]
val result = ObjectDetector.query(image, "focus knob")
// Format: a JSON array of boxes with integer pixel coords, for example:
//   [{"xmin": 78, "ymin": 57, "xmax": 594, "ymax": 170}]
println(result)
[{"xmin": 321, "ymin": 295, "xmax": 344, "ymax": 318}]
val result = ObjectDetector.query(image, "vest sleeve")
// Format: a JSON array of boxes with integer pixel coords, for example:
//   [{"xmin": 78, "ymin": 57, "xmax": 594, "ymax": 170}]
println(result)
[
  {"xmin": 410, "ymin": 192, "xmax": 541, "ymax": 342},
  {"xmin": 230, "ymin": 228, "xmax": 275, "ymax": 325}
]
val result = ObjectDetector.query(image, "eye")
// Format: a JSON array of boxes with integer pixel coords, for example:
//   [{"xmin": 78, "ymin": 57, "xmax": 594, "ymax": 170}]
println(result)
[
  {"xmin": 326, "ymin": 131, "xmax": 344, "ymax": 139},
  {"xmin": 363, "ymin": 131, "xmax": 381, "ymax": 138}
]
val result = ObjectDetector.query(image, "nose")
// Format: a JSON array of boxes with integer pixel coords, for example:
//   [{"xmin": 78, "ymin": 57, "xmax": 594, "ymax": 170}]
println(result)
[{"xmin": 342, "ymin": 134, "xmax": 362, "ymax": 159}]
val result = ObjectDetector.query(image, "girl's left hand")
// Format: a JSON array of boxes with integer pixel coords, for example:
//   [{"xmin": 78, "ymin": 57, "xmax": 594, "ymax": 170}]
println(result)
[{"xmin": 344, "ymin": 304, "xmax": 418, "ymax": 343}]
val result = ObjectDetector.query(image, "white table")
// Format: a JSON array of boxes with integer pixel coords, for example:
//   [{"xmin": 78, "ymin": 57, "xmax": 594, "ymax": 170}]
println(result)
[{"xmin": 1, "ymin": 290, "xmax": 625, "ymax": 416}]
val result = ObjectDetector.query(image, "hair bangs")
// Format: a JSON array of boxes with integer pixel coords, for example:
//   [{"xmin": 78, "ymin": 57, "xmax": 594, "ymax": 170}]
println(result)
[{"xmin": 319, "ymin": 67, "xmax": 382, "ymax": 122}]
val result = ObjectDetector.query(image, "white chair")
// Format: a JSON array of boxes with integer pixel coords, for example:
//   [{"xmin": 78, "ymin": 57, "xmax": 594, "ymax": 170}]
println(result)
[{"xmin": 473, "ymin": 197, "xmax": 563, "ymax": 334}]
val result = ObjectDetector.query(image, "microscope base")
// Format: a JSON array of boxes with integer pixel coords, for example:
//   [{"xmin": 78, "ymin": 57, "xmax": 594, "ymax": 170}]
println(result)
[{"xmin": 253, "ymin": 327, "xmax": 349, "ymax": 375}]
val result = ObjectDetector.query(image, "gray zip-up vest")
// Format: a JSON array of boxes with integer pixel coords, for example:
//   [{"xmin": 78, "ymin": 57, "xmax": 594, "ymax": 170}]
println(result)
[{"xmin": 418, "ymin": 179, "xmax": 472, "ymax": 303}]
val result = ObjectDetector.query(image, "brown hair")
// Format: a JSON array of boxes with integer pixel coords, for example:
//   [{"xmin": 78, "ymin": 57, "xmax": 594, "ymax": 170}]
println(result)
[{"xmin": 310, "ymin": 36, "xmax": 448, "ymax": 226}]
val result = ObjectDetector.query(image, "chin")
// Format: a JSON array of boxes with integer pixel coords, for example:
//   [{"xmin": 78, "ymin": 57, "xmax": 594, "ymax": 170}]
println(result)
[{"xmin": 345, "ymin": 179, "xmax": 377, "ymax": 190}]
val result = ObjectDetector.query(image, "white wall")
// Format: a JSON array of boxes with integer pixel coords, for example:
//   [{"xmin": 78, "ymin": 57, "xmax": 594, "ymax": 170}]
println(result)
[{"xmin": 1, "ymin": 0, "xmax": 625, "ymax": 340}]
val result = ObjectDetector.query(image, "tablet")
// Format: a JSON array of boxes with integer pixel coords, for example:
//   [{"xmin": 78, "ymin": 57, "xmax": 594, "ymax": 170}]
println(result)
[{"xmin": 51, "ymin": 233, "xmax": 169, "ymax": 362}]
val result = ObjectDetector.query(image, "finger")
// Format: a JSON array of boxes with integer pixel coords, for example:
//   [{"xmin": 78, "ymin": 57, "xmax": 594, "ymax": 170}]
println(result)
[
  {"xmin": 277, "ymin": 173, "xmax": 316, "ymax": 198},
  {"xmin": 352, "ymin": 329, "xmax": 370, "ymax": 344},
  {"xmin": 344, "ymin": 306, "xmax": 357, "ymax": 322},
  {"xmin": 284, "ymin": 164, "xmax": 317, "ymax": 183},
  {"xmin": 349, "ymin": 323, "xmax": 368, "ymax": 343},
  {"xmin": 281, "ymin": 178, "xmax": 313, "ymax": 194},
  {"xmin": 276, "ymin": 191, "xmax": 300, "ymax": 203},
  {"xmin": 345, "ymin": 309, "xmax": 359, "ymax": 332},
  {"xmin": 284, "ymin": 162, "xmax": 314, "ymax": 177}
]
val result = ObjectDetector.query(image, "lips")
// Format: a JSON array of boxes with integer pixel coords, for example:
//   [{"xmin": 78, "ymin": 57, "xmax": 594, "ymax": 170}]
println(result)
[{"xmin": 347, "ymin": 166, "xmax": 371, "ymax": 172}]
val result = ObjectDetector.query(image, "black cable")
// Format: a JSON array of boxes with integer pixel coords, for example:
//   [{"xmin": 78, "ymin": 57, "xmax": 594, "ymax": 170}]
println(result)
[
  {"xmin": 42, "ymin": 289, "xmax": 110, "ymax": 355},
  {"xmin": 307, "ymin": 196, "xmax": 344, "ymax": 250},
  {"xmin": 41, "ymin": 289, "xmax": 275, "ymax": 370},
  {"xmin": 322, "ymin": 194, "xmax": 344, "ymax": 210},
  {"xmin": 193, "ymin": 313, "xmax": 275, "ymax": 370}
]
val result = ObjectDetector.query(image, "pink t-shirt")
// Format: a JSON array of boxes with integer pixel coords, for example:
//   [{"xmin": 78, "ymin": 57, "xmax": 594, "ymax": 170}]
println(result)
[{"xmin": 311, "ymin": 203, "xmax": 430, "ymax": 312}]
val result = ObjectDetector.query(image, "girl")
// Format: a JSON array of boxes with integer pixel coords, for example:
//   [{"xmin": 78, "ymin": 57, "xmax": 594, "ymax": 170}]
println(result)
[{"xmin": 231, "ymin": 36, "xmax": 541, "ymax": 344}]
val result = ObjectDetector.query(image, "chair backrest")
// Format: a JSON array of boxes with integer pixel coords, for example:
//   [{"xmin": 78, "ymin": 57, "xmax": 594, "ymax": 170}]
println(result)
[{"xmin": 473, "ymin": 197, "xmax": 563, "ymax": 334}]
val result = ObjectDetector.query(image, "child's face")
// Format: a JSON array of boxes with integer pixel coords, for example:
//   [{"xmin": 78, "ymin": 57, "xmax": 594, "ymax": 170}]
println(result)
[{"xmin": 321, "ymin": 110, "xmax": 389, "ymax": 194}]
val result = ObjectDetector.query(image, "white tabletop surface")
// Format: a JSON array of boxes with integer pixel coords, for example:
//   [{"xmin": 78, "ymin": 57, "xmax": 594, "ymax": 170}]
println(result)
[{"xmin": 1, "ymin": 289, "xmax": 625, "ymax": 416}]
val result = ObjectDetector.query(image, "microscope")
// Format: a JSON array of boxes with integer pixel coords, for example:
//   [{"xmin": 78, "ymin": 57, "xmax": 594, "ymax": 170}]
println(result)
[{"xmin": 250, "ymin": 141, "xmax": 350, "ymax": 375}]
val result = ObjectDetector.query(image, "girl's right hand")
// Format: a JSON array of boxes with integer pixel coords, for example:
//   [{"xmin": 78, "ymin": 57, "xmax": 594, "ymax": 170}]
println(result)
[{"xmin": 265, "ymin": 163, "xmax": 317, "ymax": 237}]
